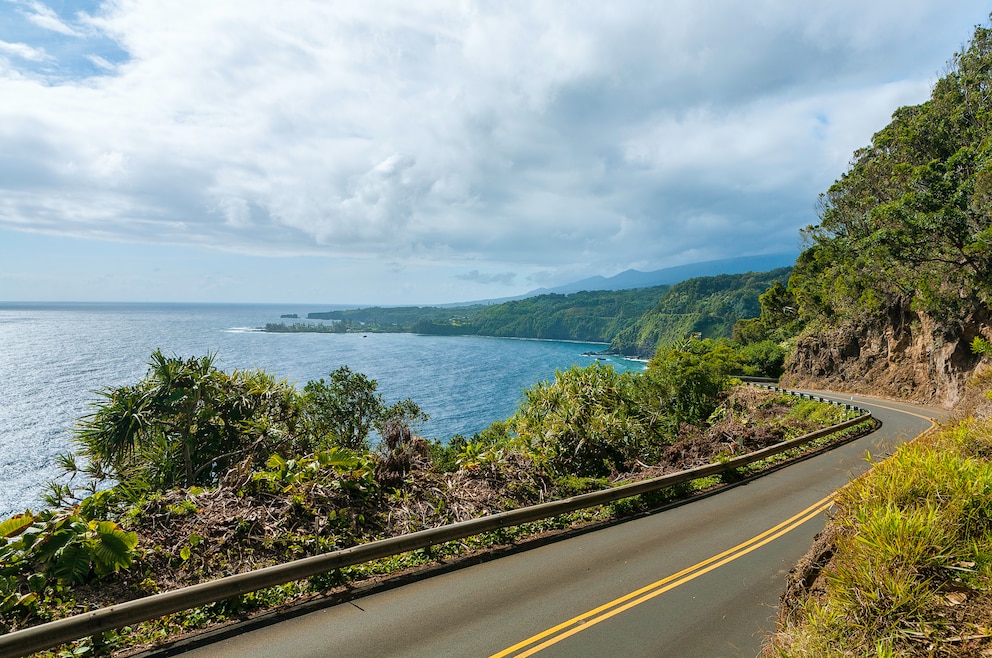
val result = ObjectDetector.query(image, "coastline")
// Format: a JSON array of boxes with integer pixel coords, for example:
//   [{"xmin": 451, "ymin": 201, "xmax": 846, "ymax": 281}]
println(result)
[{"xmin": 0, "ymin": 309, "xmax": 640, "ymax": 519}]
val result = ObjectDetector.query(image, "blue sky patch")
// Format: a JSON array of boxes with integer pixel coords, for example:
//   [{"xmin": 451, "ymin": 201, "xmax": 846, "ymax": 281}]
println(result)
[{"xmin": 0, "ymin": 0, "xmax": 128, "ymax": 81}]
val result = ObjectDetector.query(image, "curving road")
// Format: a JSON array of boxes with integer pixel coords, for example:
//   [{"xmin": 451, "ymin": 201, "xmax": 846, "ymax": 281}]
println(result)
[{"xmin": 159, "ymin": 392, "xmax": 944, "ymax": 658}]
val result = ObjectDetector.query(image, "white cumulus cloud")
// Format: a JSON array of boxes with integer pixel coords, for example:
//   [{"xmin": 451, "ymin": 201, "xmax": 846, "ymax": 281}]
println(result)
[{"xmin": 0, "ymin": 0, "xmax": 989, "ymax": 303}]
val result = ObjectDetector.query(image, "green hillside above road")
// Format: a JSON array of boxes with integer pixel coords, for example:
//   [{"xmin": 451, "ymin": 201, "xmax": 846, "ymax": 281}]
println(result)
[
  {"xmin": 789, "ymin": 24, "xmax": 992, "ymax": 331},
  {"xmin": 759, "ymin": 18, "xmax": 992, "ymax": 656}
]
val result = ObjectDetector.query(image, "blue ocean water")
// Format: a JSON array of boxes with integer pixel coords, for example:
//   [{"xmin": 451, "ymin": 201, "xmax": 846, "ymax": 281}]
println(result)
[{"xmin": 0, "ymin": 302, "xmax": 639, "ymax": 518}]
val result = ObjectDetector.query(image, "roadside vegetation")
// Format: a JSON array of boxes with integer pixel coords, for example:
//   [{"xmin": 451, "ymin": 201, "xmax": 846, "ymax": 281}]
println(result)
[
  {"xmin": 0, "ymin": 336, "xmax": 856, "ymax": 654},
  {"xmin": 765, "ymin": 376, "xmax": 992, "ymax": 657}
]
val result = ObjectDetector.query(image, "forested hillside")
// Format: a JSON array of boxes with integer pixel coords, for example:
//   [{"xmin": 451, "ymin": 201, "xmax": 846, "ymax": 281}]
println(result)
[
  {"xmin": 609, "ymin": 268, "xmax": 792, "ymax": 357},
  {"xmin": 776, "ymin": 24, "xmax": 992, "ymax": 404},
  {"xmin": 416, "ymin": 286, "xmax": 669, "ymax": 342},
  {"xmin": 291, "ymin": 269, "xmax": 788, "ymax": 355},
  {"xmin": 307, "ymin": 305, "xmax": 488, "ymax": 327}
]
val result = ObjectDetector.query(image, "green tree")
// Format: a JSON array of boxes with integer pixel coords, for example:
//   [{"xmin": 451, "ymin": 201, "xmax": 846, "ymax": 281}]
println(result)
[
  {"xmin": 791, "ymin": 21, "xmax": 992, "ymax": 324},
  {"xmin": 737, "ymin": 340, "xmax": 787, "ymax": 378},
  {"xmin": 299, "ymin": 366, "xmax": 426, "ymax": 452},
  {"xmin": 638, "ymin": 338, "xmax": 739, "ymax": 430},
  {"xmin": 300, "ymin": 367, "xmax": 382, "ymax": 451},
  {"xmin": 732, "ymin": 280, "xmax": 801, "ymax": 345}
]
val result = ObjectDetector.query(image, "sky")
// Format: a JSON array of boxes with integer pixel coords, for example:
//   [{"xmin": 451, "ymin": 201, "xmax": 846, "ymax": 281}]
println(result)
[{"xmin": 0, "ymin": 1, "xmax": 989, "ymax": 305}]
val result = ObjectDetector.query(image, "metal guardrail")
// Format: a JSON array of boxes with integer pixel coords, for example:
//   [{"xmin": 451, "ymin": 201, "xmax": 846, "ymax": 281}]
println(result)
[
  {"xmin": 0, "ymin": 395, "xmax": 871, "ymax": 658},
  {"xmin": 736, "ymin": 376, "xmax": 779, "ymax": 384}
]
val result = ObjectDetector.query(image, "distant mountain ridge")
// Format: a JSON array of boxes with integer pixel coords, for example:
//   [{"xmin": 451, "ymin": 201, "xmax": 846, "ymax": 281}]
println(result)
[{"xmin": 528, "ymin": 253, "xmax": 798, "ymax": 296}]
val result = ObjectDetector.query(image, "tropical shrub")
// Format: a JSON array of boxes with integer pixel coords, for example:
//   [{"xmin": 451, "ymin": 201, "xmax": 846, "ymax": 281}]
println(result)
[
  {"xmin": 68, "ymin": 350, "xmax": 300, "ymax": 493},
  {"xmin": 737, "ymin": 340, "xmax": 788, "ymax": 378},
  {"xmin": 638, "ymin": 337, "xmax": 740, "ymax": 432},
  {"xmin": 513, "ymin": 363, "xmax": 650, "ymax": 477},
  {"xmin": 298, "ymin": 366, "xmax": 386, "ymax": 451},
  {"xmin": 250, "ymin": 447, "xmax": 368, "ymax": 491},
  {"xmin": 0, "ymin": 508, "xmax": 139, "ymax": 628}
]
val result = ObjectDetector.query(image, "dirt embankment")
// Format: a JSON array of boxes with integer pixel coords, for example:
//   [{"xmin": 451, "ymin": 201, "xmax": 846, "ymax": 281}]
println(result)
[{"xmin": 782, "ymin": 299, "xmax": 992, "ymax": 407}]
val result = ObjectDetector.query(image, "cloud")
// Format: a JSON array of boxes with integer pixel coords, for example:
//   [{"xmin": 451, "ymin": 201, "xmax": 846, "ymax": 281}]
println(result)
[
  {"xmin": 0, "ymin": 0, "xmax": 988, "ymax": 302},
  {"xmin": 456, "ymin": 270, "xmax": 517, "ymax": 286},
  {"xmin": 85, "ymin": 53, "xmax": 114, "ymax": 70},
  {"xmin": 0, "ymin": 39, "xmax": 48, "ymax": 61},
  {"xmin": 20, "ymin": 0, "xmax": 81, "ymax": 36}
]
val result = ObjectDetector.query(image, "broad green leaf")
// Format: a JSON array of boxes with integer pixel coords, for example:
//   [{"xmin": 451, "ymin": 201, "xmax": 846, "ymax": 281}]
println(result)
[
  {"xmin": 89, "ymin": 521, "xmax": 138, "ymax": 573},
  {"xmin": 317, "ymin": 447, "xmax": 361, "ymax": 470},
  {"xmin": 0, "ymin": 591, "xmax": 36, "ymax": 614},
  {"xmin": 50, "ymin": 544, "xmax": 91, "ymax": 584},
  {"xmin": 0, "ymin": 514, "xmax": 35, "ymax": 539},
  {"xmin": 34, "ymin": 529, "xmax": 75, "ymax": 563},
  {"xmin": 27, "ymin": 572, "xmax": 47, "ymax": 593}
]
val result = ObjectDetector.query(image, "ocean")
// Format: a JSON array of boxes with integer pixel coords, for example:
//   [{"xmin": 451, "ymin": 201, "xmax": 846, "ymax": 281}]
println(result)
[{"xmin": 0, "ymin": 302, "xmax": 639, "ymax": 518}]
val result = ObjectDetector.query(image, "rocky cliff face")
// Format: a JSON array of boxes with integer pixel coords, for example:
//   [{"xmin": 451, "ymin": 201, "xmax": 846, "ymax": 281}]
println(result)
[{"xmin": 782, "ymin": 300, "xmax": 991, "ymax": 407}]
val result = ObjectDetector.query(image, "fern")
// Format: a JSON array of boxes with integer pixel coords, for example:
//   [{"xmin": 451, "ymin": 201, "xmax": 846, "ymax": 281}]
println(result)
[{"xmin": 971, "ymin": 336, "xmax": 992, "ymax": 357}]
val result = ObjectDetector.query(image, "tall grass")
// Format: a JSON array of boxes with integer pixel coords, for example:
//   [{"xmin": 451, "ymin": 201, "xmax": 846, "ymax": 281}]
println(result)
[{"xmin": 766, "ymin": 418, "xmax": 992, "ymax": 656}]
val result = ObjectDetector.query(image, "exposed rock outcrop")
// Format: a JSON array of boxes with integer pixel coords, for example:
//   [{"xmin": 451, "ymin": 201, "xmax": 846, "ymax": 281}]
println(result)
[{"xmin": 782, "ymin": 299, "xmax": 991, "ymax": 407}]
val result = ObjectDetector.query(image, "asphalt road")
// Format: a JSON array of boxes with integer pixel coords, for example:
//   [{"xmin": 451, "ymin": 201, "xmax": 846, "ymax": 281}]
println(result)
[{"xmin": 162, "ymin": 392, "xmax": 943, "ymax": 658}]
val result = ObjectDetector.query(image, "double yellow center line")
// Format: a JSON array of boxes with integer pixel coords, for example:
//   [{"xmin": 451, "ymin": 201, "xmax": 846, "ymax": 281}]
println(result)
[
  {"xmin": 493, "ymin": 395, "xmax": 938, "ymax": 657},
  {"xmin": 490, "ymin": 493, "xmax": 838, "ymax": 658}
]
